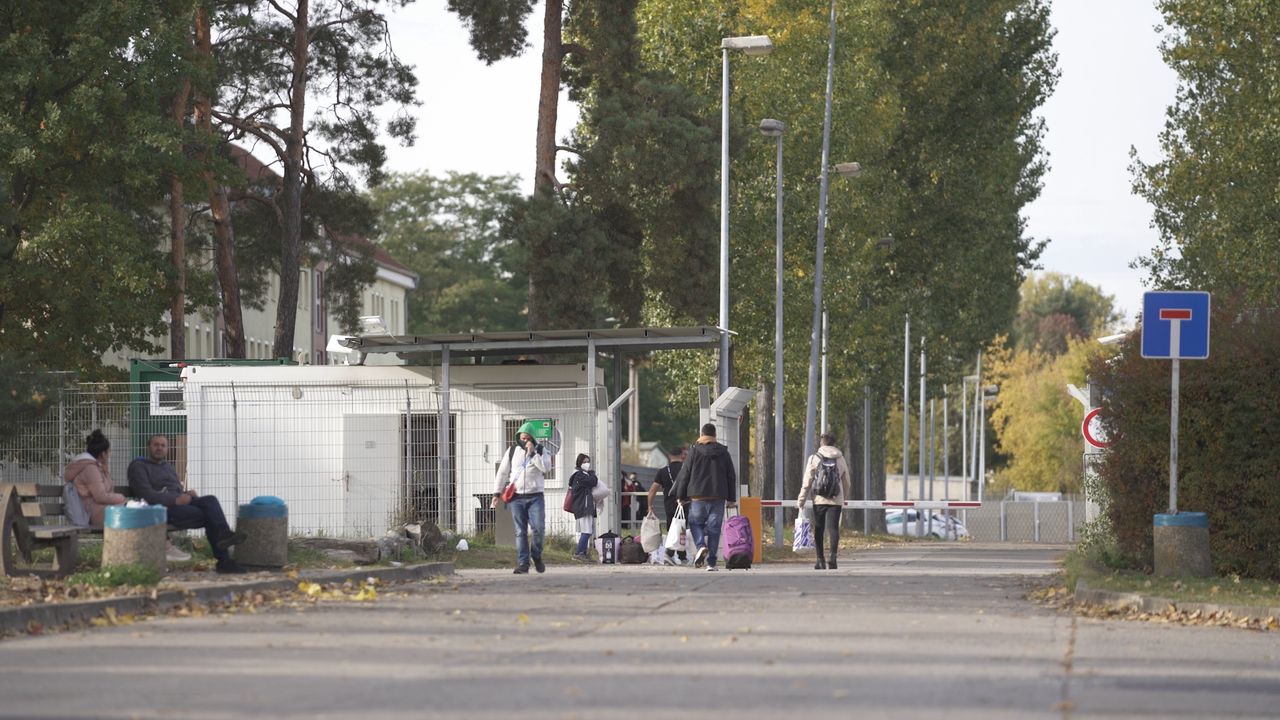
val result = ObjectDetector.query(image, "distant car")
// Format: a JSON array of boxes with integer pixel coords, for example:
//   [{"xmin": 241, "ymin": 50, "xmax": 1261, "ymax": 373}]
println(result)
[{"xmin": 884, "ymin": 509, "xmax": 969, "ymax": 540}]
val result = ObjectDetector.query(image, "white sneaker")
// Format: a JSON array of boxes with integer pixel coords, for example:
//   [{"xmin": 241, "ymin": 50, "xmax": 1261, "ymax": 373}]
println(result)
[
  {"xmin": 166, "ymin": 542, "xmax": 191, "ymax": 562},
  {"xmin": 694, "ymin": 547, "xmax": 708, "ymax": 568},
  {"xmin": 706, "ymin": 565, "xmax": 719, "ymax": 572}
]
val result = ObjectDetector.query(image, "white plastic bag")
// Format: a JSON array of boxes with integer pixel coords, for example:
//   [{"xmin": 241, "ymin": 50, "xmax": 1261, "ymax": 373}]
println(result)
[
  {"xmin": 792, "ymin": 511, "xmax": 815, "ymax": 552},
  {"xmin": 455, "ymin": 538, "xmax": 469, "ymax": 551},
  {"xmin": 640, "ymin": 513, "xmax": 663, "ymax": 552},
  {"xmin": 665, "ymin": 504, "xmax": 688, "ymax": 553}
]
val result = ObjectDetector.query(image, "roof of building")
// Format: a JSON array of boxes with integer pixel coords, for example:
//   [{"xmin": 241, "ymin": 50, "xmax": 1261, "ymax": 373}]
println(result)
[{"xmin": 349, "ymin": 326, "xmax": 725, "ymax": 358}]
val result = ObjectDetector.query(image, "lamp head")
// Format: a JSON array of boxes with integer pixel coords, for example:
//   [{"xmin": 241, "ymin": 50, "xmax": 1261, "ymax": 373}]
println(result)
[
  {"xmin": 834, "ymin": 162, "xmax": 863, "ymax": 178},
  {"xmin": 721, "ymin": 35, "xmax": 774, "ymax": 56},
  {"xmin": 758, "ymin": 118, "xmax": 785, "ymax": 137}
]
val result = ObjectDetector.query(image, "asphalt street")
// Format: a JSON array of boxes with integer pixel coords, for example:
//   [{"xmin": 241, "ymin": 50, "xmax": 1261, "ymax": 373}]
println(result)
[{"xmin": 0, "ymin": 543, "xmax": 1276, "ymax": 719}]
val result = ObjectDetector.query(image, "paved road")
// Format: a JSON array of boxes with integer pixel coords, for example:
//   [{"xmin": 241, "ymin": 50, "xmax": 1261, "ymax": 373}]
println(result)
[{"xmin": 1, "ymin": 544, "xmax": 1276, "ymax": 719}]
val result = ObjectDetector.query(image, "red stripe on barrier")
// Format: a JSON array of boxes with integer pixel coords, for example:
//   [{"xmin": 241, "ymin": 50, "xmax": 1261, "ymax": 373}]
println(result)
[{"xmin": 1160, "ymin": 308, "xmax": 1192, "ymax": 320}]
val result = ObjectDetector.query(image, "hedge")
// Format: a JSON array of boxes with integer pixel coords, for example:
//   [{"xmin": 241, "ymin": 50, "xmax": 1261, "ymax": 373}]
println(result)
[{"xmin": 1089, "ymin": 297, "xmax": 1280, "ymax": 580}]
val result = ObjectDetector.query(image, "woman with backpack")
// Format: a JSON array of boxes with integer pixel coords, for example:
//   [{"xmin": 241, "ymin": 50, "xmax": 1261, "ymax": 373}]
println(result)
[
  {"xmin": 796, "ymin": 433, "xmax": 851, "ymax": 570},
  {"xmin": 567, "ymin": 453, "xmax": 608, "ymax": 561}
]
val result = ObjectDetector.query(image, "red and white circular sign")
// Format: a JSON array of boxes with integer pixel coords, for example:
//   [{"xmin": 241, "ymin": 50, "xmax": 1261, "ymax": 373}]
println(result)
[{"xmin": 1082, "ymin": 407, "xmax": 1110, "ymax": 449}]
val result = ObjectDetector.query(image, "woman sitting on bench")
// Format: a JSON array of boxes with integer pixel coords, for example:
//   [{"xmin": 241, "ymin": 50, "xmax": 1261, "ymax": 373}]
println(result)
[{"xmin": 64, "ymin": 429, "xmax": 126, "ymax": 526}]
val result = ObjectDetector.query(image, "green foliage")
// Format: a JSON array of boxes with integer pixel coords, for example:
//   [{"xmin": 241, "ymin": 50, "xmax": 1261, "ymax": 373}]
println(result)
[
  {"xmin": 68, "ymin": 562, "xmax": 163, "ymax": 588},
  {"xmin": 1132, "ymin": 1, "xmax": 1280, "ymax": 304},
  {"xmin": 628, "ymin": 0, "xmax": 1058, "ymax": 440},
  {"xmin": 1012, "ymin": 272, "xmax": 1121, "ymax": 354},
  {"xmin": 0, "ymin": 0, "xmax": 197, "ymax": 374},
  {"xmin": 446, "ymin": 0, "xmax": 537, "ymax": 64},
  {"xmin": 368, "ymin": 171, "xmax": 527, "ymax": 333},
  {"xmin": 1090, "ymin": 299, "xmax": 1280, "ymax": 580}
]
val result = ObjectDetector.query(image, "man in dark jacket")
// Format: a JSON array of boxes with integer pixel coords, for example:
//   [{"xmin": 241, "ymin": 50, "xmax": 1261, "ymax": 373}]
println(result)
[
  {"xmin": 674, "ymin": 423, "xmax": 737, "ymax": 571},
  {"xmin": 127, "ymin": 434, "xmax": 247, "ymax": 574},
  {"xmin": 646, "ymin": 446, "xmax": 688, "ymax": 564}
]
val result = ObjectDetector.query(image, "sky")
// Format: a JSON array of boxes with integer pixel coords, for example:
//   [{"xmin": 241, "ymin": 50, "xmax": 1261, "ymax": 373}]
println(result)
[{"xmin": 380, "ymin": 1, "xmax": 1179, "ymax": 329}]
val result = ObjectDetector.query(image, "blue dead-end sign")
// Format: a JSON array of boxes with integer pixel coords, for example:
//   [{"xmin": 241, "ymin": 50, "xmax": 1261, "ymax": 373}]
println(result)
[{"xmin": 1141, "ymin": 291, "xmax": 1211, "ymax": 360}]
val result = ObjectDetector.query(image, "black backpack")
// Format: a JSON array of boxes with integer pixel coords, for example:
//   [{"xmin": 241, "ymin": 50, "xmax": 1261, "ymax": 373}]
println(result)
[{"xmin": 814, "ymin": 456, "xmax": 841, "ymax": 498}]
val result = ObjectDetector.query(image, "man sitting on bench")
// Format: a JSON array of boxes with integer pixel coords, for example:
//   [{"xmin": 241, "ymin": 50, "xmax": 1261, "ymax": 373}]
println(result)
[{"xmin": 128, "ymin": 434, "xmax": 247, "ymax": 574}]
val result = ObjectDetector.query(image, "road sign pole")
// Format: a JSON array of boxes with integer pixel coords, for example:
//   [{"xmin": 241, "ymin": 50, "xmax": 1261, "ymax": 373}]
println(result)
[{"xmin": 1170, "ymin": 357, "xmax": 1180, "ymax": 515}]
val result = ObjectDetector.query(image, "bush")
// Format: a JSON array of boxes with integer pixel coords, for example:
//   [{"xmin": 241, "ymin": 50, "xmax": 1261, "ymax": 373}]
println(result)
[{"xmin": 1089, "ymin": 297, "xmax": 1280, "ymax": 580}]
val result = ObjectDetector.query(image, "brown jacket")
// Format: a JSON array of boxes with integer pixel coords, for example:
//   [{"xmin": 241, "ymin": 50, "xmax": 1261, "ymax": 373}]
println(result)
[
  {"xmin": 64, "ymin": 453, "xmax": 126, "ymax": 526},
  {"xmin": 797, "ymin": 445, "xmax": 851, "ymax": 507}
]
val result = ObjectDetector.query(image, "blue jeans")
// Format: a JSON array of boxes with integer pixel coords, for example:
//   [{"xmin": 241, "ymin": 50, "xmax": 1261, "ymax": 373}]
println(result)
[
  {"xmin": 688, "ymin": 499, "xmax": 726, "ymax": 567},
  {"xmin": 509, "ymin": 493, "xmax": 545, "ymax": 568},
  {"xmin": 576, "ymin": 533, "xmax": 591, "ymax": 555}
]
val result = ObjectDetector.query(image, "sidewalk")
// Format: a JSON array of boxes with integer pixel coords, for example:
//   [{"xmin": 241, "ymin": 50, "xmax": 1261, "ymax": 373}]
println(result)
[{"xmin": 0, "ymin": 561, "xmax": 452, "ymax": 637}]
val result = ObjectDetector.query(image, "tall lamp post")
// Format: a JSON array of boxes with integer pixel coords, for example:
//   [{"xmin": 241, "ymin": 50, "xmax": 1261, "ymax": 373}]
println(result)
[
  {"xmin": 759, "ymin": 118, "xmax": 785, "ymax": 548},
  {"xmin": 801, "ymin": 0, "xmax": 840, "ymax": 462},
  {"xmin": 719, "ymin": 34, "xmax": 773, "ymax": 393}
]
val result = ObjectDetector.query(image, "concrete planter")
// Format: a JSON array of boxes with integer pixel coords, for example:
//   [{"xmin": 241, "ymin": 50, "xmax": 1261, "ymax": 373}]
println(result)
[{"xmin": 1153, "ymin": 512, "xmax": 1212, "ymax": 577}]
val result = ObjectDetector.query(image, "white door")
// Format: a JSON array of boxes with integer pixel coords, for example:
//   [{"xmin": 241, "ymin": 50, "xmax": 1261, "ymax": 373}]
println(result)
[{"xmin": 342, "ymin": 414, "xmax": 401, "ymax": 537}]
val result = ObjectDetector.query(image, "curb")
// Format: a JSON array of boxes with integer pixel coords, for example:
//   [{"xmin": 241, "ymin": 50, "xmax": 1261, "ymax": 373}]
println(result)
[
  {"xmin": 0, "ymin": 561, "xmax": 453, "ymax": 636},
  {"xmin": 1073, "ymin": 580, "xmax": 1280, "ymax": 623}
]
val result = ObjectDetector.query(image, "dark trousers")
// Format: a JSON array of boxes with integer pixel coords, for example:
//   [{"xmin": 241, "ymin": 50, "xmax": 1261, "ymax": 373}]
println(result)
[
  {"xmin": 813, "ymin": 505, "xmax": 841, "ymax": 561},
  {"xmin": 167, "ymin": 495, "xmax": 234, "ymax": 562}
]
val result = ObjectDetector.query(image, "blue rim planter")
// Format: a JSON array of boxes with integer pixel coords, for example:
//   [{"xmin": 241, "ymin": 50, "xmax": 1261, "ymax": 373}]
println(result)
[
  {"xmin": 102, "ymin": 505, "xmax": 168, "ymax": 572},
  {"xmin": 1153, "ymin": 512, "xmax": 1211, "ymax": 577},
  {"xmin": 234, "ymin": 496, "xmax": 289, "ymax": 568}
]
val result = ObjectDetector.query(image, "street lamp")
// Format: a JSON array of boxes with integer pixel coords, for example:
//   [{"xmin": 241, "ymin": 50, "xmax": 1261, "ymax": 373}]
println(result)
[
  {"xmin": 802, "ymin": 0, "xmax": 839, "ymax": 464},
  {"xmin": 719, "ymin": 34, "xmax": 774, "ymax": 394},
  {"xmin": 759, "ymin": 117, "xmax": 785, "ymax": 548}
]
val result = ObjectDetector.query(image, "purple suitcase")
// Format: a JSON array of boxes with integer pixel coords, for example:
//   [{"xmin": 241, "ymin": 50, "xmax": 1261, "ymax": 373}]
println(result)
[{"xmin": 723, "ymin": 515, "xmax": 753, "ymax": 570}]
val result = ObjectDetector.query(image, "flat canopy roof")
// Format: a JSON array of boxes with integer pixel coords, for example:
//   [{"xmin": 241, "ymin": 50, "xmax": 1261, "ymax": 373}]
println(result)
[{"xmin": 348, "ymin": 326, "xmax": 725, "ymax": 358}]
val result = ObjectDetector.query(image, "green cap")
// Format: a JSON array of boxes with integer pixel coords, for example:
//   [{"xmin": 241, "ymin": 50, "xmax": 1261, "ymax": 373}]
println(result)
[{"xmin": 516, "ymin": 420, "xmax": 539, "ymax": 441}]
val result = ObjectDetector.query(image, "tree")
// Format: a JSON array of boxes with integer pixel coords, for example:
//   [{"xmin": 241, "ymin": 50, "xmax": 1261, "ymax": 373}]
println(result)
[
  {"xmin": 368, "ymin": 172, "xmax": 527, "ymax": 334},
  {"xmin": 446, "ymin": 0, "xmax": 570, "ymax": 328},
  {"xmin": 209, "ymin": 0, "xmax": 418, "ymax": 358},
  {"xmin": 987, "ymin": 337, "xmax": 1112, "ymax": 494},
  {"xmin": 0, "ymin": 0, "xmax": 196, "ymax": 376},
  {"xmin": 1132, "ymin": 1, "xmax": 1280, "ymax": 304},
  {"xmin": 632, "ymin": 1, "xmax": 1057, "ymax": 486},
  {"xmin": 1012, "ymin": 272, "xmax": 1121, "ymax": 354}
]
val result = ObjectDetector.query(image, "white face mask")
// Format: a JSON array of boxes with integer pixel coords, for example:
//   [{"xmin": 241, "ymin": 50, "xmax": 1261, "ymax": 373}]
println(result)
[{"xmin": 581, "ymin": 462, "xmax": 592, "ymax": 472}]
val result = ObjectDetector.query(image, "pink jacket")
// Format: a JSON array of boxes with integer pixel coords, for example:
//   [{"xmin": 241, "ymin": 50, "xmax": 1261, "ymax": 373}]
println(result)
[{"xmin": 64, "ymin": 453, "xmax": 126, "ymax": 526}]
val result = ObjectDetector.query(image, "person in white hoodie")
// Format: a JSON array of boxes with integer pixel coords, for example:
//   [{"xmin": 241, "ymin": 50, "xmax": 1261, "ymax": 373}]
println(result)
[
  {"xmin": 796, "ymin": 433, "xmax": 851, "ymax": 570},
  {"xmin": 492, "ymin": 421, "xmax": 553, "ymax": 574}
]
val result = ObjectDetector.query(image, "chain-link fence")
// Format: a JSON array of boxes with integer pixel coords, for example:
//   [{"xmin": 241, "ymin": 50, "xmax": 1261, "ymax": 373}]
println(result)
[
  {"xmin": 1, "ymin": 381, "xmax": 605, "ymax": 539},
  {"xmin": 961, "ymin": 501, "xmax": 1086, "ymax": 542}
]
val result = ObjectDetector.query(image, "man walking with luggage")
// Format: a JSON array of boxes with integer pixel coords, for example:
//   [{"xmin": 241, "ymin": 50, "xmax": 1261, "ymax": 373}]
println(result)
[{"xmin": 674, "ymin": 424, "xmax": 736, "ymax": 571}]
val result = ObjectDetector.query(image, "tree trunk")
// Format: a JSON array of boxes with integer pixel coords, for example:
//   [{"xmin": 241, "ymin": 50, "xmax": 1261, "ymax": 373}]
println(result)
[
  {"xmin": 168, "ymin": 80, "xmax": 190, "ymax": 359},
  {"xmin": 844, "ymin": 403, "xmax": 864, "ymax": 530},
  {"xmin": 752, "ymin": 380, "xmax": 771, "ymax": 499},
  {"xmin": 869, "ymin": 391, "xmax": 888, "ymax": 534},
  {"xmin": 528, "ymin": 0, "xmax": 563, "ymax": 330},
  {"xmin": 194, "ymin": 6, "xmax": 244, "ymax": 358},
  {"xmin": 273, "ymin": 0, "xmax": 310, "ymax": 361}
]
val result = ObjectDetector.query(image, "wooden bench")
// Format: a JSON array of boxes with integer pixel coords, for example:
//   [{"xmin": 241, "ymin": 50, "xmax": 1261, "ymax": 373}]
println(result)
[{"xmin": 0, "ymin": 483, "xmax": 91, "ymax": 578}]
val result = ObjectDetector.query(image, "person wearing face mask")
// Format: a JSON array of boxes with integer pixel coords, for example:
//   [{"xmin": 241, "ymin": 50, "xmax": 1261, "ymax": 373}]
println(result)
[{"xmin": 567, "ymin": 453, "xmax": 607, "ymax": 561}]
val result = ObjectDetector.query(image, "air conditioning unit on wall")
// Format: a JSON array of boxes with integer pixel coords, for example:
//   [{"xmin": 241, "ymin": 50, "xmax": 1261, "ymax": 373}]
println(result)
[{"xmin": 149, "ymin": 382, "xmax": 186, "ymax": 416}]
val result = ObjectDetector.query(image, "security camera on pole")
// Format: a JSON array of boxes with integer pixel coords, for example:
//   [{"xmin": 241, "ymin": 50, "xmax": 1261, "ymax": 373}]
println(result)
[{"xmin": 1141, "ymin": 290, "xmax": 1212, "ymax": 577}]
